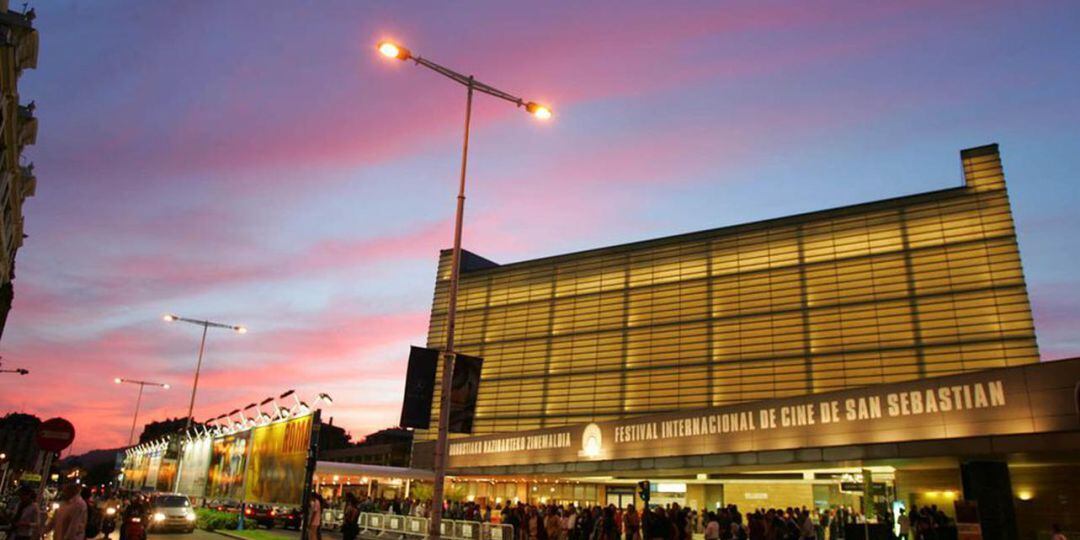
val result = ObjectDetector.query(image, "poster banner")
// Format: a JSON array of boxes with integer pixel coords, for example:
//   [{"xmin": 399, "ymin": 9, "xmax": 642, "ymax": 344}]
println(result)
[
  {"xmin": 400, "ymin": 346, "xmax": 439, "ymax": 429},
  {"xmin": 449, "ymin": 354, "xmax": 483, "ymax": 434},
  {"xmin": 121, "ymin": 450, "xmax": 151, "ymax": 491},
  {"xmin": 176, "ymin": 437, "xmax": 212, "ymax": 497},
  {"xmin": 206, "ymin": 431, "xmax": 250, "ymax": 501},
  {"xmin": 146, "ymin": 452, "xmax": 162, "ymax": 489},
  {"xmin": 244, "ymin": 414, "xmax": 314, "ymax": 505}
]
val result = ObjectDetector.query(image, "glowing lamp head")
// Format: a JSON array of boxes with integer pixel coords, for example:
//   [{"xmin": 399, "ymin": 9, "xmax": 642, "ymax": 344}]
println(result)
[
  {"xmin": 114, "ymin": 378, "xmax": 122, "ymax": 384},
  {"xmin": 235, "ymin": 326, "xmax": 247, "ymax": 334},
  {"xmin": 163, "ymin": 314, "xmax": 177, "ymax": 322},
  {"xmin": 163, "ymin": 384, "xmax": 171, "ymax": 389},
  {"xmin": 377, "ymin": 41, "xmax": 410, "ymax": 61},
  {"xmin": 526, "ymin": 102, "xmax": 552, "ymax": 120}
]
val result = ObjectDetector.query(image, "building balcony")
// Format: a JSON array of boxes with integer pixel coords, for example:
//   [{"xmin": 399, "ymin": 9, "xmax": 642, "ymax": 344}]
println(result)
[
  {"xmin": 16, "ymin": 162, "xmax": 32, "ymax": 199},
  {"xmin": 16, "ymin": 102, "xmax": 33, "ymax": 148},
  {"xmin": 0, "ymin": 7, "xmax": 36, "ymax": 71}
]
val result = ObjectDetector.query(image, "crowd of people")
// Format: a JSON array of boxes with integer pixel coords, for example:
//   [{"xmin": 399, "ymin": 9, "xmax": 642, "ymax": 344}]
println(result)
[
  {"xmin": 1, "ymin": 484, "xmax": 95, "ymax": 540},
  {"xmin": 332, "ymin": 494, "xmax": 975, "ymax": 540}
]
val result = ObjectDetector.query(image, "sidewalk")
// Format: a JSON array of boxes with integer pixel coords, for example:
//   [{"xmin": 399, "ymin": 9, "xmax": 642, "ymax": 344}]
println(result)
[{"xmin": 212, "ymin": 527, "xmax": 345, "ymax": 540}]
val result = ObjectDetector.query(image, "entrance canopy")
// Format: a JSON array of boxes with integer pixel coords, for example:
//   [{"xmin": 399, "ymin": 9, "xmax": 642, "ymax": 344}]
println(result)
[{"xmin": 315, "ymin": 461, "xmax": 435, "ymax": 481}]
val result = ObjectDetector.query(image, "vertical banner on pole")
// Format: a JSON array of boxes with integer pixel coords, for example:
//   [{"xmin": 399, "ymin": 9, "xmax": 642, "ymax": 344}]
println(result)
[
  {"xmin": 299, "ymin": 409, "xmax": 321, "ymax": 540},
  {"xmin": 448, "ymin": 353, "xmax": 483, "ymax": 434}
]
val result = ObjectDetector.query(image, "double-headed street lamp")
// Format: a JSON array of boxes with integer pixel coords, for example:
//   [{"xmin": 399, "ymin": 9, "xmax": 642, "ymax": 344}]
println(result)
[
  {"xmin": 114, "ymin": 378, "xmax": 170, "ymax": 446},
  {"xmin": 163, "ymin": 314, "xmax": 247, "ymax": 430},
  {"xmin": 376, "ymin": 38, "xmax": 551, "ymax": 539}
]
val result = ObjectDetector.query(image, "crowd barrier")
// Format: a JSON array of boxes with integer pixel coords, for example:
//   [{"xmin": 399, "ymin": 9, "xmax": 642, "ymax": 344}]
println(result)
[{"xmin": 358, "ymin": 512, "xmax": 514, "ymax": 540}]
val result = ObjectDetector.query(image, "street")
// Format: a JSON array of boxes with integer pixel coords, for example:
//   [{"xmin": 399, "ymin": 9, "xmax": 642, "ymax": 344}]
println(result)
[{"xmin": 146, "ymin": 531, "xmax": 221, "ymax": 540}]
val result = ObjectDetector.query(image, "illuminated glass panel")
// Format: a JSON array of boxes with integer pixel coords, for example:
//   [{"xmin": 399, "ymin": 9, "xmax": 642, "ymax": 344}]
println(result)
[{"xmin": 417, "ymin": 146, "xmax": 1039, "ymax": 440}]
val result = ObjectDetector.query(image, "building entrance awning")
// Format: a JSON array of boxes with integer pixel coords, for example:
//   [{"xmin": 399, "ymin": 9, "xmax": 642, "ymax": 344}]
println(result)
[{"xmin": 315, "ymin": 461, "xmax": 434, "ymax": 481}]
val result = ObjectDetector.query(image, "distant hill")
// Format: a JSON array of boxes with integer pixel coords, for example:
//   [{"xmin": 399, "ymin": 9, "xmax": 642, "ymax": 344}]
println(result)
[{"xmin": 62, "ymin": 447, "xmax": 122, "ymax": 469}]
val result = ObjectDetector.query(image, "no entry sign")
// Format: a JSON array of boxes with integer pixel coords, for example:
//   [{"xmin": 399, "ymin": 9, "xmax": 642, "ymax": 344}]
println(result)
[{"xmin": 35, "ymin": 417, "xmax": 75, "ymax": 453}]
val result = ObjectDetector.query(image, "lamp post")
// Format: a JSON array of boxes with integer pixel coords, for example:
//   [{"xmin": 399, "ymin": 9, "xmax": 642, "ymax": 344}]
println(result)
[
  {"xmin": 114, "ymin": 378, "xmax": 170, "ymax": 446},
  {"xmin": 376, "ymin": 39, "xmax": 551, "ymax": 539},
  {"xmin": 163, "ymin": 314, "xmax": 246, "ymax": 431}
]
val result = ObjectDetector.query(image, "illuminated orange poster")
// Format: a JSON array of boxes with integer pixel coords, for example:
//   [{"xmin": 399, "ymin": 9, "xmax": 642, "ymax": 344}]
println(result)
[
  {"xmin": 243, "ymin": 414, "xmax": 313, "ymax": 505},
  {"xmin": 207, "ymin": 432, "xmax": 249, "ymax": 500}
]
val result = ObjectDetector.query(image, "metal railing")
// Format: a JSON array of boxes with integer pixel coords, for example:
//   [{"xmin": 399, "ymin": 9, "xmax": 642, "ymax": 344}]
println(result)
[{"xmin": 357, "ymin": 512, "xmax": 513, "ymax": 540}]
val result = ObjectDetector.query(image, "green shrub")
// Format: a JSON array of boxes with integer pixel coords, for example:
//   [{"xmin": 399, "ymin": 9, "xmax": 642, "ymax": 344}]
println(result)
[{"xmin": 195, "ymin": 508, "xmax": 248, "ymax": 531}]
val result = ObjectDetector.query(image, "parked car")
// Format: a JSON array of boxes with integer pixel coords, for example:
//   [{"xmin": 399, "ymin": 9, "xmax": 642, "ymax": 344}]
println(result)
[
  {"xmin": 243, "ymin": 504, "xmax": 276, "ymax": 529},
  {"xmin": 209, "ymin": 500, "xmax": 241, "ymax": 513},
  {"xmin": 273, "ymin": 507, "xmax": 303, "ymax": 530}
]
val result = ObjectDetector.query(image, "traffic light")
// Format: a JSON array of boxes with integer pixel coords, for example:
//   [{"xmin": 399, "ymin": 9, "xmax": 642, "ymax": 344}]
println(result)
[{"xmin": 638, "ymin": 480, "xmax": 651, "ymax": 502}]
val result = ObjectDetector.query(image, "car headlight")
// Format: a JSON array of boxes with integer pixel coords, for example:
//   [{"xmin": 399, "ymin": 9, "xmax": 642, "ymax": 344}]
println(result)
[
  {"xmin": 153, "ymin": 513, "xmax": 166, "ymax": 522},
  {"xmin": 185, "ymin": 513, "xmax": 196, "ymax": 522}
]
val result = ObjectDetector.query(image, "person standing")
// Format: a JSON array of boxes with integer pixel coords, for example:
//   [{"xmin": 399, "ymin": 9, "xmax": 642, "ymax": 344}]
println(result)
[
  {"xmin": 624, "ymin": 505, "xmax": 642, "ymax": 540},
  {"xmin": 50, "ymin": 484, "xmax": 89, "ymax": 540},
  {"xmin": 8, "ymin": 486, "xmax": 39, "ymax": 540},
  {"xmin": 1050, "ymin": 524, "xmax": 1067, "ymax": 540},
  {"xmin": 341, "ymin": 493, "xmax": 360, "ymax": 540},
  {"xmin": 307, "ymin": 492, "xmax": 325, "ymax": 540},
  {"xmin": 897, "ymin": 510, "xmax": 910, "ymax": 540},
  {"xmin": 704, "ymin": 512, "xmax": 720, "ymax": 540},
  {"xmin": 798, "ymin": 510, "xmax": 817, "ymax": 540}
]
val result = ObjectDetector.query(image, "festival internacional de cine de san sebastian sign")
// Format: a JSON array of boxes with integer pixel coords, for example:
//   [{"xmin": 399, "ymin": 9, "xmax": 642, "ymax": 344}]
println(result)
[{"xmin": 444, "ymin": 359, "xmax": 1080, "ymax": 469}]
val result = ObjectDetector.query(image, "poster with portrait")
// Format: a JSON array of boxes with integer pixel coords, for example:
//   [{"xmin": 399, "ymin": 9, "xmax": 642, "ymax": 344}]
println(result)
[
  {"xmin": 176, "ymin": 437, "xmax": 212, "ymax": 497},
  {"xmin": 206, "ymin": 431, "xmax": 249, "ymax": 501},
  {"xmin": 449, "ymin": 353, "xmax": 483, "ymax": 433},
  {"xmin": 145, "ymin": 451, "xmax": 162, "ymax": 489},
  {"xmin": 243, "ymin": 414, "xmax": 314, "ymax": 506}
]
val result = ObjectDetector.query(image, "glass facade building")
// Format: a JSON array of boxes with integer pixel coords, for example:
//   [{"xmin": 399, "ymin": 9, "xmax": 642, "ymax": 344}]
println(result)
[{"xmin": 416, "ymin": 144, "xmax": 1039, "ymax": 441}]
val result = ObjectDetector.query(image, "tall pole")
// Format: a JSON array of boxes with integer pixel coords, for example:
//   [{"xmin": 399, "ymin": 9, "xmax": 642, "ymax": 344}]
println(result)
[
  {"xmin": 430, "ymin": 78, "xmax": 474, "ymax": 540},
  {"xmin": 375, "ymin": 41, "xmax": 550, "ymax": 540},
  {"xmin": 128, "ymin": 383, "xmax": 145, "ymax": 446},
  {"xmin": 185, "ymin": 323, "xmax": 210, "ymax": 431}
]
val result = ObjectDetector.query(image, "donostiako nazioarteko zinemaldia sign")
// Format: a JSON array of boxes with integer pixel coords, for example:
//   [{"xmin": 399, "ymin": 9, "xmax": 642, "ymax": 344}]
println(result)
[{"xmin": 444, "ymin": 358, "xmax": 1080, "ymax": 468}]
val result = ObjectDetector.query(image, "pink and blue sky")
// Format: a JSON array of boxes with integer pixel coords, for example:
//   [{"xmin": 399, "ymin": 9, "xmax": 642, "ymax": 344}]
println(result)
[{"xmin": 3, "ymin": 1, "xmax": 1079, "ymax": 453}]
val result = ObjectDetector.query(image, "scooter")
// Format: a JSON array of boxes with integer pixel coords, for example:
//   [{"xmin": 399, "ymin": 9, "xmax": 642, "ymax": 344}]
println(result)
[
  {"xmin": 123, "ymin": 515, "xmax": 147, "ymax": 540},
  {"xmin": 101, "ymin": 506, "xmax": 118, "ymax": 538}
]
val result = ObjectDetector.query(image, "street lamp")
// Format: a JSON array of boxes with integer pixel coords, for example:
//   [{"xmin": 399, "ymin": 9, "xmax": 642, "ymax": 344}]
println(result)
[
  {"xmin": 115, "ymin": 378, "xmax": 170, "ymax": 446},
  {"xmin": 376, "ymin": 38, "xmax": 551, "ymax": 539},
  {"xmin": 163, "ymin": 314, "xmax": 247, "ymax": 430}
]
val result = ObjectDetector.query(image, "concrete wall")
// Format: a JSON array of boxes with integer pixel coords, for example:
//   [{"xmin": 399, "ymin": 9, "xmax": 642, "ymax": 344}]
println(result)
[{"xmin": 1011, "ymin": 464, "xmax": 1080, "ymax": 539}]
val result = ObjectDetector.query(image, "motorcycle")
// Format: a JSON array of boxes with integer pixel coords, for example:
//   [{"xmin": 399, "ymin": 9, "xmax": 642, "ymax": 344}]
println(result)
[
  {"xmin": 101, "ymin": 506, "xmax": 118, "ymax": 538},
  {"xmin": 122, "ymin": 515, "xmax": 147, "ymax": 540}
]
